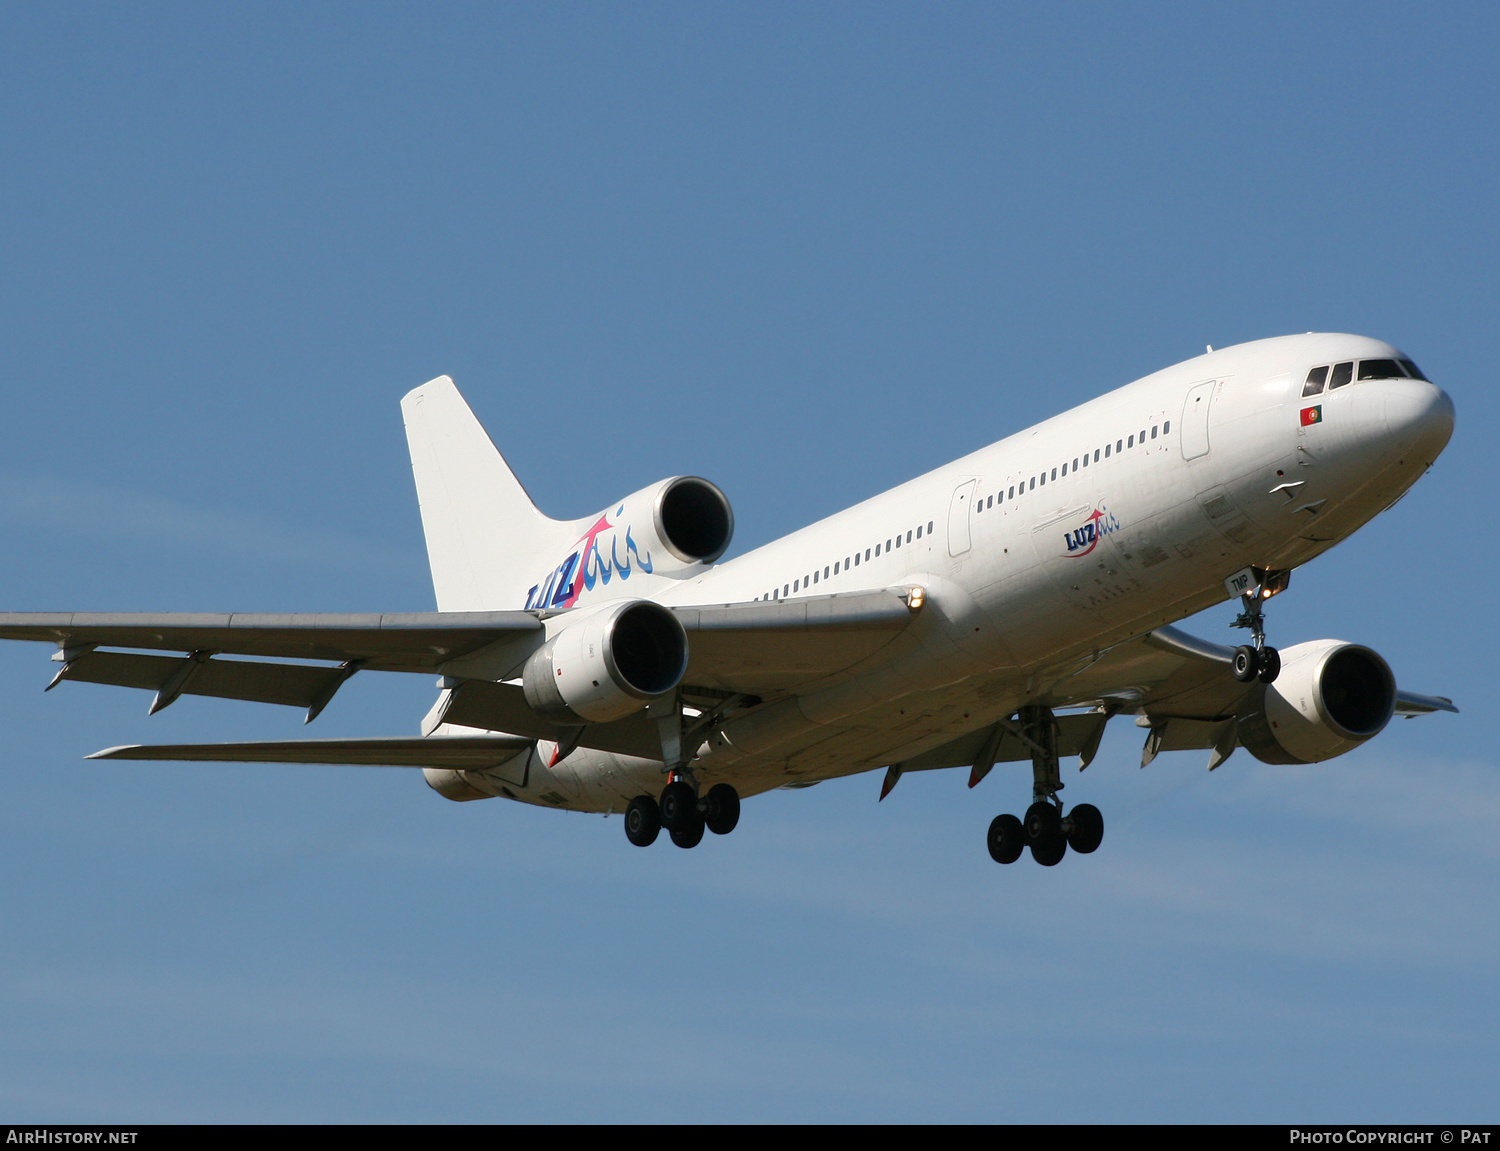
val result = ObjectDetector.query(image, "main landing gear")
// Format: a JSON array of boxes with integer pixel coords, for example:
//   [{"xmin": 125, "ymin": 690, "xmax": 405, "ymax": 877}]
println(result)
[
  {"xmin": 985, "ymin": 705, "xmax": 1105, "ymax": 867},
  {"xmin": 1230, "ymin": 567, "xmax": 1290, "ymax": 684},
  {"xmin": 624, "ymin": 781, "xmax": 740, "ymax": 849}
]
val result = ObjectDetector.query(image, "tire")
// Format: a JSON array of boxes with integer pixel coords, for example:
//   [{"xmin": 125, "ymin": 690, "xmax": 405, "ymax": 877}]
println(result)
[
  {"xmin": 659, "ymin": 781, "xmax": 698, "ymax": 831},
  {"xmin": 624, "ymin": 795, "xmax": 661, "ymax": 847},
  {"xmin": 987, "ymin": 814, "xmax": 1025, "ymax": 864},
  {"xmin": 1067, "ymin": 803, "xmax": 1103, "ymax": 854},
  {"xmin": 669, "ymin": 812, "xmax": 705, "ymax": 849},
  {"xmin": 1024, "ymin": 801, "xmax": 1061, "ymax": 845},
  {"xmin": 1232, "ymin": 645, "xmax": 1260, "ymax": 682},
  {"xmin": 1031, "ymin": 836, "xmax": 1067, "ymax": 866},
  {"xmin": 1257, "ymin": 646, "xmax": 1281, "ymax": 684},
  {"xmin": 703, "ymin": 783, "xmax": 740, "ymax": 835}
]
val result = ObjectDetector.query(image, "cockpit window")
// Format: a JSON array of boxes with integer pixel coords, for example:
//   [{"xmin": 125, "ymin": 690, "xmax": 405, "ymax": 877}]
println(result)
[
  {"xmin": 1329, "ymin": 361, "xmax": 1354, "ymax": 389},
  {"xmin": 1358, "ymin": 359, "xmax": 1405, "ymax": 381},
  {"xmin": 1303, "ymin": 365, "xmax": 1329, "ymax": 396},
  {"xmin": 1399, "ymin": 359, "xmax": 1428, "ymax": 381}
]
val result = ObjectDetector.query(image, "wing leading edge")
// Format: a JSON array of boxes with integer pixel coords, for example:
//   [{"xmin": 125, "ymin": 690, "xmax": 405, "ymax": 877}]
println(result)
[{"xmin": 88, "ymin": 735, "xmax": 534, "ymax": 768}]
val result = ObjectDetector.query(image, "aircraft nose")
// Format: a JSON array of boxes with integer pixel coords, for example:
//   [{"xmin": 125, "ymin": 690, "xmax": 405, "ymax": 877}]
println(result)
[{"xmin": 1383, "ymin": 379, "xmax": 1455, "ymax": 460}]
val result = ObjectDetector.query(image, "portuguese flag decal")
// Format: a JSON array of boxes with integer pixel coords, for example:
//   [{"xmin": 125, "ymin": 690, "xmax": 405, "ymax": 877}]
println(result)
[{"xmin": 1301, "ymin": 405, "xmax": 1323, "ymax": 427}]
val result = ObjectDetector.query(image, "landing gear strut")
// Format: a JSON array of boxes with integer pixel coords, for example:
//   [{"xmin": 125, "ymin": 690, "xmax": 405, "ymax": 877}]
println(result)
[
  {"xmin": 985, "ymin": 705, "xmax": 1105, "ymax": 867},
  {"xmin": 1231, "ymin": 567, "xmax": 1289, "ymax": 684}
]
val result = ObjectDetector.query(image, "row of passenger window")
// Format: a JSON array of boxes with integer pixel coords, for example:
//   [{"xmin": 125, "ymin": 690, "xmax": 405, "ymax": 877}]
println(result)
[
  {"xmin": 1303, "ymin": 358, "xmax": 1427, "ymax": 397},
  {"xmin": 759, "ymin": 520, "xmax": 936, "ymax": 601},
  {"xmin": 973, "ymin": 419, "xmax": 1171, "ymax": 514}
]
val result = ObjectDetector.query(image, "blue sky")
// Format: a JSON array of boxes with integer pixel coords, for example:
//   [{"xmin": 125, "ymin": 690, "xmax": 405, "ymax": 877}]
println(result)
[{"xmin": 0, "ymin": 2, "xmax": 1495, "ymax": 1122}]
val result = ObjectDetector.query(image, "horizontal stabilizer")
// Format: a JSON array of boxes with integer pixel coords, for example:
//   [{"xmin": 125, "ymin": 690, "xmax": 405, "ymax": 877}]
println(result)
[{"xmin": 87, "ymin": 735, "xmax": 534, "ymax": 768}]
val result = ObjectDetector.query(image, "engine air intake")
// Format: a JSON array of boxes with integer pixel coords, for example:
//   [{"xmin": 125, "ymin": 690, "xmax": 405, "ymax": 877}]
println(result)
[
  {"xmin": 1321, "ymin": 646, "xmax": 1394, "ymax": 737},
  {"xmin": 609, "ymin": 601, "xmax": 689, "ymax": 698},
  {"xmin": 657, "ymin": 477, "xmax": 733, "ymax": 564}
]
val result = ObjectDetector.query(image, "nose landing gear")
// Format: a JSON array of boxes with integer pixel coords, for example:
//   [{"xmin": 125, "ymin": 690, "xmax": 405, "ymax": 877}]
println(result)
[
  {"xmin": 985, "ymin": 706, "xmax": 1105, "ymax": 867},
  {"xmin": 1230, "ymin": 567, "xmax": 1290, "ymax": 684}
]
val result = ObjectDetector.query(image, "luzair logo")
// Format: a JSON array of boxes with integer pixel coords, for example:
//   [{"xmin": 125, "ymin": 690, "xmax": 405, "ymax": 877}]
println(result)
[
  {"xmin": 524, "ymin": 507, "xmax": 654, "ymax": 611},
  {"xmin": 1062, "ymin": 506, "xmax": 1121, "ymax": 558}
]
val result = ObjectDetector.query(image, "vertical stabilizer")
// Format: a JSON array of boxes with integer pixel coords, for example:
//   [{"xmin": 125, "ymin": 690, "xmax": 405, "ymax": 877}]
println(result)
[{"xmin": 402, "ymin": 376, "xmax": 561, "ymax": 611}]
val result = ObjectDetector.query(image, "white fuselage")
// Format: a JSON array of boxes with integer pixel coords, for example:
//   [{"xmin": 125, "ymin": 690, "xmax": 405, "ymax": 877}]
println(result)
[{"xmin": 469, "ymin": 333, "xmax": 1454, "ymax": 812}]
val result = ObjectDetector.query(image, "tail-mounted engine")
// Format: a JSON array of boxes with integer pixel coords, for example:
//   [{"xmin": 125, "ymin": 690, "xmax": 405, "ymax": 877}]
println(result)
[
  {"xmin": 1236, "ymin": 639, "xmax": 1396, "ymax": 764},
  {"xmin": 524, "ymin": 476, "xmax": 733, "ymax": 611},
  {"xmin": 522, "ymin": 599, "xmax": 689, "ymax": 724},
  {"xmin": 623, "ymin": 475, "xmax": 734, "ymax": 572}
]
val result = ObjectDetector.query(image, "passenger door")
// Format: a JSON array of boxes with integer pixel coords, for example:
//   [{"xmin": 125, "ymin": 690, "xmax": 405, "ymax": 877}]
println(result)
[
  {"xmin": 1181, "ymin": 380, "xmax": 1216, "ymax": 460},
  {"xmin": 948, "ymin": 479, "xmax": 976, "ymax": 556}
]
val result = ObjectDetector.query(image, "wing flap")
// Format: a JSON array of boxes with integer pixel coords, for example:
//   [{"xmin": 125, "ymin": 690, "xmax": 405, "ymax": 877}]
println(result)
[
  {"xmin": 87, "ymin": 735, "xmax": 534, "ymax": 767},
  {"xmin": 57, "ymin": 650, "xmax": 345, "ymax": 710}
]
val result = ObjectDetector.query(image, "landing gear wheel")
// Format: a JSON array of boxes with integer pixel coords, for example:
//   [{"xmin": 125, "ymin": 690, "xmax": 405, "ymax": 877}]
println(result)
[
  {"xmin": 1232, "ymin": 645, "xmax": 1260, "ymax": 682},
  {"xmin": 987, "ymin": 814, "xmax": 1025, "ymax": 864},
  {"xmin": 624, "ymin": 795, "xmax": 661, "ymax": 847},
  {"xmin": 703, "ymin": 784, "xmax": 741, "ymax": 835},
  {"xmin": 1257, "ymin": 646, "xmax": 1281, "ymax": 684},
  {"xmin": 659, "ymin": 781, "xmax": 697, "ymax": 831},
  {"xmin": 1024, "ymin": 801, "xmax": 1066, "ymax": 866},
  {"xmin": 1024, "ymin": 801, "xmax": 1061, "ymax": 844},
  {"xmin": 1031, "ymin": 836, "xmax": 1067, "ymax": 866},
  {"xmin": 1066, "ymin": 803, "xmax": 1103, "ymax": 854},
  {"xmin": 669, "ymin": 811, "xmax": 705, "ymax": 849}
]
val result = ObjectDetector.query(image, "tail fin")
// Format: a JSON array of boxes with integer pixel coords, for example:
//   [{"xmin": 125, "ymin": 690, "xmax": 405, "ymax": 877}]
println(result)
[{"xmin": 402, "ymin": 376, "xmax": 565, "ymax": 611}]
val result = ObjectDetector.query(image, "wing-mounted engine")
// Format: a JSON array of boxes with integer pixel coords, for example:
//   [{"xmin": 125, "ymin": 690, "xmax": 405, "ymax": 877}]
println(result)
[
  {"xmin": 524, "ymin": 476, "xmax": 733, "ymax": 610},
  {"xmin": 522, "ymin": 599, "xmax": 689, "ymax": 723},
  {"xmin": 1236, "ymin": 639, "xmax": 1396, "ymax": 764}
]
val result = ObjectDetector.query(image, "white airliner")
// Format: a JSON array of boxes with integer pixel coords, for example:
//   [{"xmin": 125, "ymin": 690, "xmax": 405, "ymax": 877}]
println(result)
[{"xmin": 0, "ymin": 332, "xmax": 1458, "ymax": 865}]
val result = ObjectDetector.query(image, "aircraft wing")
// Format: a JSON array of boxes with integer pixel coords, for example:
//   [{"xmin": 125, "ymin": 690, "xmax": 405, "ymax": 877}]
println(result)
[
  {"xmin": 87, "ymin": 735, "xmax": 534, "ymax": 767},
  {"xmin": 901, "ymin": 623, "xmax": 1457, "ymax": 778},
  {"xmin": 1041, "ymin": 625, "xmax": 1457, "ymax": 723},
  {"xmin": 1038, "ymin": 624, "xmax": 1454, "ymax": 768},
  {"xmin": 0, "ymin": 610, "xmax": 543, "ymax": 719},
  {"xmin": 0, "ymin": 592, "xmax": 914, "ymax": 743},
  {"xmin": 0, "ymin": 611, "xmax": 541, "ymax": 669},
  {"xmin": 673, "ymin": 589, "xmax": 914, "ymax": 693}
]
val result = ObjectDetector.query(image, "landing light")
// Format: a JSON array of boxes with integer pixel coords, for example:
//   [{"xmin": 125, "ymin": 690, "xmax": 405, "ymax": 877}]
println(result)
[{"xmin": 908, "ymin": 587, "xmax": 926, "ymax": 612}]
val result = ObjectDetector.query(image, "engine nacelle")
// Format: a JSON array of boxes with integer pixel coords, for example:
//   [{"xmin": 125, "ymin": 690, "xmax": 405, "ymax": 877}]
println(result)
[
  {"xmin": 1237, "ymin": 639, "xmax": 1396, "ymax": 764},
  {"xmin": 615, "ymin": 475, "xmax": 734, "ymax": 573},
  {"xmin": 524, "ymin": 476, "xmax": 733, "ymax": 611},
  {"xmin": 522, "ymin": 599, "xmax": 688, "ymax": 723}
]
